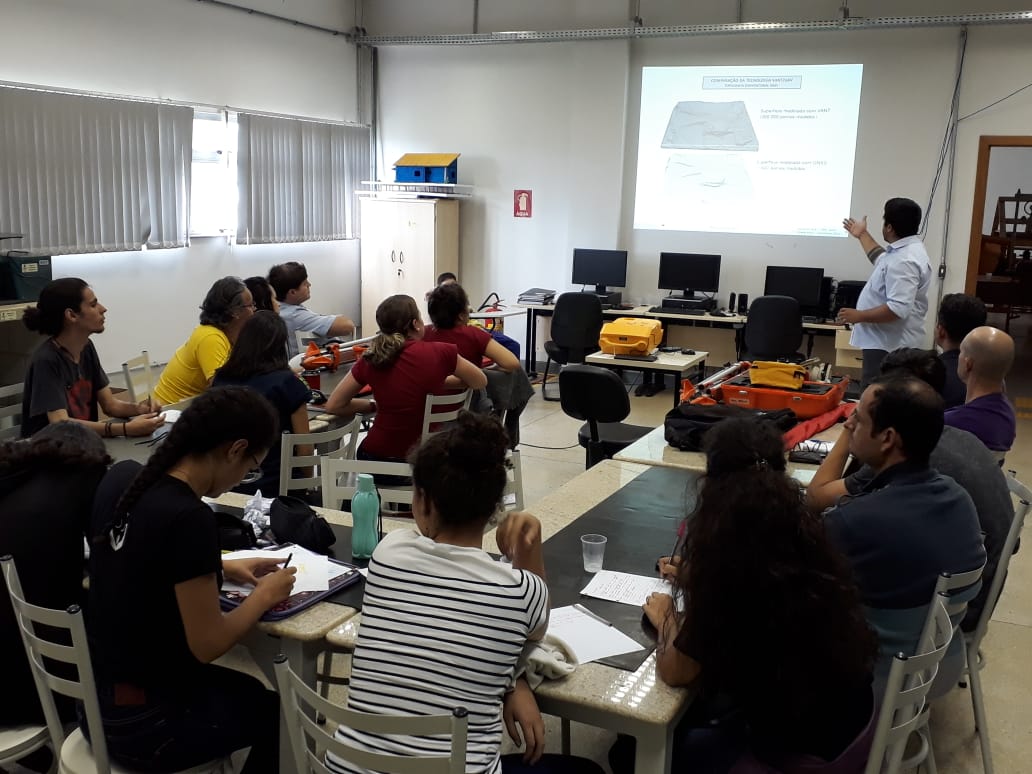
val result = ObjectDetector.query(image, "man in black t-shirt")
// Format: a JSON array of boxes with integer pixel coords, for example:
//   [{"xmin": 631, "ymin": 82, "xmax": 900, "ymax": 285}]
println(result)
[{"xmin": 934, "ymin": 293, "xmax": 986, "ymax": 409}]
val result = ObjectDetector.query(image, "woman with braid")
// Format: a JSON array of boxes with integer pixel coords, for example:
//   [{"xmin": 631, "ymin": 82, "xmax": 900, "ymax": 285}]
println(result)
[
  {"xmin": 86, "ymin": 386, "xmax": 296, "ymax": 773},
  {"xmin": 326, "ymin": 294, "xmax": 486, "ymax": 463}
]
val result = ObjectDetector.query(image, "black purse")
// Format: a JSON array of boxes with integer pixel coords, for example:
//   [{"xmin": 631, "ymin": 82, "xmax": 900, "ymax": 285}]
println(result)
[
  {"xmin": 215, "ymin": 509, "xmax": 258, "ymax": 551},
  {"xmin": 270, "ymin": 496, "xmax": 336, "ymax": 554}
]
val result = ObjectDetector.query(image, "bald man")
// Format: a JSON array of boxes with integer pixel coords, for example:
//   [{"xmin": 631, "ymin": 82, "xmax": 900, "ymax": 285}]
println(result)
[{"xmin": 946, "ymin": 326, "xmax": 1017, "ymax": 453}]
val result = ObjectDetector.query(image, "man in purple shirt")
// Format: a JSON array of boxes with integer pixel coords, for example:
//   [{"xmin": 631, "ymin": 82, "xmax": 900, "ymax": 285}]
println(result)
[{"xmin": 946, "ymin": 326, "xmax": 1016, "ymax": 453}]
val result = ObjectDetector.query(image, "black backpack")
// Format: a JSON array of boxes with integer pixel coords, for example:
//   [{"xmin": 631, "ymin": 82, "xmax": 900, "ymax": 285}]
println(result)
[
  {"xmin": 270, "ymin": 496, "xmax": 336, "ymax": 554},
  {"xmin": 664, "ymin": 404, "xmax": 797, "ymax": 452}
]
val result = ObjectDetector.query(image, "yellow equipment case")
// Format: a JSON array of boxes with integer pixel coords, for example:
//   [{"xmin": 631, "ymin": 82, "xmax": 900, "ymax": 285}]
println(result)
[{"xmin": 599, "ymin": 317, "xmax": 663, "ymax": 355}]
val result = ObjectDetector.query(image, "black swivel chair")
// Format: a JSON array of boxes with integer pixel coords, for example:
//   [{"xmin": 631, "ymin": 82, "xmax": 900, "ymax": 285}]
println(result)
[
  {"xmin": 541, "ymin": 292, "xmax": 604, "ymax": 401},
  {"xmin": 742, "ymin": 295, "xmax": 805, "ymax": 362},
  {"xmin": 559, "ymin": 365, "xmax": 652, "ymax": 469}
]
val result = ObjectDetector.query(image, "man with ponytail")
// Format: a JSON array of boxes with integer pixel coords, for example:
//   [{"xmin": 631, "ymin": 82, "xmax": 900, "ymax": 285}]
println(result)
[
  {"xmin": 20, "ymin": 278, "xmax": 165, "ymax": 438},
  {"xmin": 87, "ymin": 386, "xmax": 296, "ymax": 773}
]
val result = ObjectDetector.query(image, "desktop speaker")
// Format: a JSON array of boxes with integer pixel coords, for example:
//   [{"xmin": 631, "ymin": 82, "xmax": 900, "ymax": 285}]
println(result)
[
  {"xmin": 737, "ymin": 293, "xmax": 749, "ymax": 314},
  {"xmin": 818, "ymin": 277, "xmax": 836, "ymax": 320},
  {"xmin": 728, "ymin": 292, "xmax": 736, "ymax": 312}
]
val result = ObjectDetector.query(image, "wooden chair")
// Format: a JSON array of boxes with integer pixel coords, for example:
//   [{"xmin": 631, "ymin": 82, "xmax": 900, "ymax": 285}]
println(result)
[
  {"xmin": 0, "ymin": 383, "xmax": 23, "ymax": 440},
  {"xmin": 421, "ymin": 390, "xmax": 473, "ymax": 438},
  {"xmin": 274, "ymin": 655, "xmax": 467, "ymax": 774},
  {"xmin": 278, "ymin": 417, "xmax": 362, "ymax": 496},
  {"xmin": 120, "ymin": 351, "xmax": 152, "ymax": 405}
]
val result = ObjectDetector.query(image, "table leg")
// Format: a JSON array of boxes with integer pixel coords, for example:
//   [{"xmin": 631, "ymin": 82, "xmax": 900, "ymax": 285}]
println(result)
[
  {"xmin": 672, "ymin": 372, "xmax": 681, "ymax": 408},
  {"xmin": 633, "ymin": 724, "xmax": 675, "ymax": 774},
  {"xmin": 806, "ymin": 332, "xmax": 816, "ymax": 358},
  {"xmin": 561, "ymin": 719, "xmax": 572, "ymax": 755},
  {"xmin": 525, "ymin": 310, "xmax": 537, "ymax": 377}
]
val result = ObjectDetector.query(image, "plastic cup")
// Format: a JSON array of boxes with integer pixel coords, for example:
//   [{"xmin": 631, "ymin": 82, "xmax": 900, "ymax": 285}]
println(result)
[{"xmin": 581, "ymin": 534, "xmax": 607, "ymax": 573}]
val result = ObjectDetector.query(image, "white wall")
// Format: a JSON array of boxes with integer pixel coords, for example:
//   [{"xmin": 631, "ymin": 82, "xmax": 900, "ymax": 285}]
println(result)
[
  {"xmin": 981, "ymin": 146, "xmax": 1032, "ymax": 234},
  {"xmin": 4, "ymin": 0, "xmax": 362, "ymax": 366}
]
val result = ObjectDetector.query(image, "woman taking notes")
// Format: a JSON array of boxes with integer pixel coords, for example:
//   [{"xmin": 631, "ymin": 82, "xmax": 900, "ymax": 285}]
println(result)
[{"xmin": 87, "ymin": 386, "xmax": 296, "ymax": 772}]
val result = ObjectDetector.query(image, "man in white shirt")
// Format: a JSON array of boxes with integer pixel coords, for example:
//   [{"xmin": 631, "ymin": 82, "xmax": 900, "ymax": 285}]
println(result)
[
  {"xmin": 268, "ymin": 261, "xmax": 355, "ymax": 358},
  {"xmin": 837, "ymin": 198, "xmax": 932, "ymax": 388}
]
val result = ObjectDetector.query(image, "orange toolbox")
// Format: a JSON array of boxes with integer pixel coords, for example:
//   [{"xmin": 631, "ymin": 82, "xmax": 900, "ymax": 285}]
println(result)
[{"xmin": 717, "ymin": 373, "xmax": 848, "ymax": 419}]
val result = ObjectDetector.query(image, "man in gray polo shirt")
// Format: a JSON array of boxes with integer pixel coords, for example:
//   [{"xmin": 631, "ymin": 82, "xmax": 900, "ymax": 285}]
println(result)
[{"xmin": 268, "ymin": 261, "xmax": 355, "ymax": 358}]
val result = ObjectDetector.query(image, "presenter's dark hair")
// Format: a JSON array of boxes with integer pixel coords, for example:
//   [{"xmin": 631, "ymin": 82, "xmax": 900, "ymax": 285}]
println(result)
[
  {"xmin": 409, "ymin": 411, "xmax": 509, "ymax": 526},
  {"xmin": 867, "ymin": 377, "xmax": 944, "ymax": 465},
  {"xmin": 268, "ymin": 262, "xmax": 308, "ymax": 301},
  {"xmin": 427, "ymin": 283, "xmax": 470, "ymax": 329},
  {"xmin": 880, "ymin": 348, "xmax": 947, "ymax": 396},
  {"xmin": 215, "ymin": 312, "xmax": 290, "ymax": 380},
  {"xmin": 22, "ymin": 278, "xmax": 89, "ymax": 337},
  {"xmin": 883, "ymin": 197, "xmax": 922, "ymax": 239},
  {"xmin": 670, "ymin": 418, "xmax": 876, "ymax": 728},
  {"xmin": 199, "ymin": 277, "xmax": 248, "ymax": 328},
  {"xmin": 101, "ymin": 387, "xmax": 278, "ymax": 545},
  {"xmin": 938, "ymin": 293, "xmax": 987, "ymax": 344},
  {"xmin": 364, "ymin": 295, "xmax": 421, "ymax": 368},
  {"xmin": 244, "ymin": 276, "xmax": 277, "ymax": 312}
]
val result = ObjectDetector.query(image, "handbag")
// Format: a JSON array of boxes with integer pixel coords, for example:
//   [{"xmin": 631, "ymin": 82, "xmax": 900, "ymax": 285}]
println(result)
[
  {"xmin": 215, "ymin": 510, "xmax": 258, "ymax": 551},
  {"xmin": 270, "ymin": 495, "xmax": 336, "ymax": 554},
  {"xmin": 664, "ymin": 404, "xmax": 797, "ymax": 452}
]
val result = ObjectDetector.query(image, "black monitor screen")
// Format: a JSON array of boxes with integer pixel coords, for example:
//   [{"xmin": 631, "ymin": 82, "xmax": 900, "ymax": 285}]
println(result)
[
  {"xmin": 658, "ymin": 252, "xmax": 721, "ymax": 295},
  {"xmin": 764, "ymin": 266, "xmax": 824, "ymax": 307},
  {"xmin": 572, "ymin": 248, "xmax": 628, "ymax": 291}
]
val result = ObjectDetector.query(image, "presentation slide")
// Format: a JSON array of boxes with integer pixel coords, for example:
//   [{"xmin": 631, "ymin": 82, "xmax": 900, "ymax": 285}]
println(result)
[{"xmin": 633, "ymin": 64, "xmax": 863, "ymax": 238}]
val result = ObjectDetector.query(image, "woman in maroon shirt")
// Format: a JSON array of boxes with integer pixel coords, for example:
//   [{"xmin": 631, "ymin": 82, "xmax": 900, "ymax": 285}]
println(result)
[{"xmin": 423, "ymin": 283, "xmax": 520, "ymax": 372}]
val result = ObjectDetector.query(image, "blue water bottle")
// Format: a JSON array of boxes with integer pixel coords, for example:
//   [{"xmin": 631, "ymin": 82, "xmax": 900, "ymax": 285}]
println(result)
[{"xmin": 351, "ymin": 473, "xmax": 380, "ymax": 559}]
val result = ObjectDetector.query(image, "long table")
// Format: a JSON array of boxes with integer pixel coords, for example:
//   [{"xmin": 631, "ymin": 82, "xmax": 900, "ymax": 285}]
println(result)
[{"xmin": 585, "ymin": 350, "xmax": 707, "ymax": 408}]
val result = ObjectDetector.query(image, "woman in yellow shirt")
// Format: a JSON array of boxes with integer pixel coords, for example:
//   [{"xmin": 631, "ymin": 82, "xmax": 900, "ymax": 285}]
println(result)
[{"xmin": 154, "ymin": 278, "xmax": 255, "ymax": 405}]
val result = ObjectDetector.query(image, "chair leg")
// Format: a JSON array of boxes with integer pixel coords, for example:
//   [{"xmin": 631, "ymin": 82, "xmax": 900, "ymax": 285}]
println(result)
[
  {"xmin": 968, "ymin": 646, "xmax": 995, "ymax": 774},
  {"xmin": 541, "ymin": 358, "xmax": 561, "ymax": 402}
]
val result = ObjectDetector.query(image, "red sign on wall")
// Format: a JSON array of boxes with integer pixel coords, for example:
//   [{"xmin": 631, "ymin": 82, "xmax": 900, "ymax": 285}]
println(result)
[{"xmin": 514, "ymin": 189, "xmax": 532, "ymax": 218}]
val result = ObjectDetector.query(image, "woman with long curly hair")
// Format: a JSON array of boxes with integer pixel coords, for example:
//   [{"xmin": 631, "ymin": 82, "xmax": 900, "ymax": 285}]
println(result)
[{"xmin": 638, "ymin": 418, "xmax": 877, "ymax": 773}]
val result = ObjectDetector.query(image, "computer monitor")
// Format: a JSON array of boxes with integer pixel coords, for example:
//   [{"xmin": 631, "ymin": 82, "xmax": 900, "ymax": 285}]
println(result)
[
  {"xmin": 763, "ymin": 266, "xmax": 825, "ymax": 308},
  {"xmin": 658, "ymin": 252, "xmax": 721, "ymax": 299},
  {"xmin": 571, "ymin": 248, "xmax": 628, "ymax": 296}
]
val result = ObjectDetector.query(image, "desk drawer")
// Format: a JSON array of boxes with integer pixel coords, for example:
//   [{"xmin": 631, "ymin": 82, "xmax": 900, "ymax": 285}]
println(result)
[
  {"xmin": 835, "ymin": 329, "xmax": 858, "ymax": 350},
  {"xmin": 834, "ymin": 328, "xmax": 861, "ymax": 369}
]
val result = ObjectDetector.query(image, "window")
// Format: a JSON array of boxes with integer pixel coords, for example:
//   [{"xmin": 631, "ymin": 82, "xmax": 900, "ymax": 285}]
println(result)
[{"xmin": 190, "ymin": 111, "xmax": 238, "ymax": 237}]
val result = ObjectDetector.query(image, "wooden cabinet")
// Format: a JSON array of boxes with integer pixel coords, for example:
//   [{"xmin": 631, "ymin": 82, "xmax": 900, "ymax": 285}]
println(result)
[
  {"xmin": 834, "ymin": 328, "xmax": 862, "ymax": 369},
  {"xmin": 359, "ymin": 198, "xmax": 459, "ymax": 334}
]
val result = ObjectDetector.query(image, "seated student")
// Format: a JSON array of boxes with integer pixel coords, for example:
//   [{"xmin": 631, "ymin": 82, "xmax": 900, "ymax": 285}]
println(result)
[
  {"xmin": 268, "ymin": 261, "xmax": 355, "ymax": 358},
  {"xmin": 328, "ymin": 412, "xmax": 600, "ymax": 774},
  {"xmin": 154, "ymin": 277, "xmax": 256, "ymax": 405},
  {"xmin": 424, "ymin": 282, "xmax": 520, "ymax": 372},
  {"xmin": 947, "ymin": 325, "xmax": 1017, "ymax": 454},
  {"xmin": 244, "ymin": 275, "xmax": 279, "ymax": 313},
  {"xmin": 631, "ymin": 418, "xmax": 876, "ymax": 773},
  {"xmin": 425, "ymin": 270, "xmax": 457, "ymax": 301},
  {"xmin": 212, "ymin": 311, "xmax": 312, "ymax": 495},
  {"xmin": 87, "ymin": 386, "xmax": 296, "ymax": 773},
  {"xmin": 806, "ymin": 348, "xmax": 1013, "ymax": 630},
  {"xmin": 0, "ymin": 423, "xmax": 111, "ymax": 732},
  {"xmin": 816, "ymin": 378, "xmax": 985, "ymax": 687},
  {"xmin": 20, "ymin": 278, "xmax": 164, "ymax": 438},
  {"xmin": 935, "ymin": 293, "xmax": 987, "ymax": 408},
  {"xmin": 325, "ymin": 294, "xmax": 487, "ymax": 463}
]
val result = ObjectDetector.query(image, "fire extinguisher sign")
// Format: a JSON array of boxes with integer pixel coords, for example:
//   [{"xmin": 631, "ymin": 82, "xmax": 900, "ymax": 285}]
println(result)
[{"xmin": 514, "ymin": 190, "xmax": 532, "ymax": 218}]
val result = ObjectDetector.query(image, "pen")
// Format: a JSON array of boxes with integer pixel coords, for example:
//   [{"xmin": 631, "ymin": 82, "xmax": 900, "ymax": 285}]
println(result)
[
  {"xmin": 282, "ymin": 553, "xmax": 293, "ymax": 569},
  {"xmin": 573, "ymin": 603, "xmax": 613, "ymax": 627}
]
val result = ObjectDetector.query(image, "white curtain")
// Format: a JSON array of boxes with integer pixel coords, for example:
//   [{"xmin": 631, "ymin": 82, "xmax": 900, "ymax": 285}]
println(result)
[
  {"xmin": 0, "ymin": 86, "xmax": 192, "ymax": 254},
  {"xmin": 237, "ymin": 114, "xmax": 370, "ymax": 243}
]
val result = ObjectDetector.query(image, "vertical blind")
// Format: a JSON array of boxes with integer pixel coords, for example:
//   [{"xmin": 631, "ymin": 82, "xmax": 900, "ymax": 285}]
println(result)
[
  {"xmin": 0, "ymin": 86, "xmax": 192, "ymax": 254},
  {"xmin": 237, "ymin": 114, "xmax": 370, "ymax": 243}
]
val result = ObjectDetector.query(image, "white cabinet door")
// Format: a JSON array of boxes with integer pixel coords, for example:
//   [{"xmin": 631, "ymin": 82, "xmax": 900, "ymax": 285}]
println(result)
[
  {"xmin": 360, "ymin": 199, "xmax": 399, "ymax": 333},
  {"xmin": 394, "ymin": 202, "xmax": 438, "ymax": 300}
]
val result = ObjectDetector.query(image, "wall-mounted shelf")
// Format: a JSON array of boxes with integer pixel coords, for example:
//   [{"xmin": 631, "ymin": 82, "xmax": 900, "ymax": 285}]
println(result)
[{"xmin": 358, "ymin": 181, "xmax": 473, "ymax": 199}]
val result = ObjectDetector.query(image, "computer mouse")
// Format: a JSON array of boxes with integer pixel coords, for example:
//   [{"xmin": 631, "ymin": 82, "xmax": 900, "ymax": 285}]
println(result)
[{"xmin": 680, "ymin": 348, "xmax": 696, "ymax": 355}]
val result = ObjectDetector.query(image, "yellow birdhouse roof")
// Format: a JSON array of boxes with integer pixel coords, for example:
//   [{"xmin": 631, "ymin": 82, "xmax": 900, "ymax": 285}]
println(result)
[{"xmin": 394, "ymin": 153, "xmax": 460, "ymax": 167}]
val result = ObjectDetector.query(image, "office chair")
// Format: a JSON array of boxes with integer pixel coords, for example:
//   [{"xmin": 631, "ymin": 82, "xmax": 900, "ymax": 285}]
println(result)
[
  {"xmin": 540, "ymin": 293, "xmax": 604, "ymax": 401},
  {"xmin": 742, "ymin": 295, "xmax": 805, "ymax": 362},
  {"xmin": 559, "ymin": 365, "xmax": 651, "ymax": 468}
]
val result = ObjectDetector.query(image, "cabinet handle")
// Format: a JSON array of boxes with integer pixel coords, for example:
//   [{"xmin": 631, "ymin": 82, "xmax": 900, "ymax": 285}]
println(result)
[
  {"xmin": 399, "ymin": 250, "xmax": 404, "ymax": 264},
  {"xmin": 391, "ymin": 249, "xmax": 396, "ymax": 263}
]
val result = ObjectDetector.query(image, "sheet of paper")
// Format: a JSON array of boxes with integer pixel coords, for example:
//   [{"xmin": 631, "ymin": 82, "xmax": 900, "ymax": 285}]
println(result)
[
  {"xmin": 580, "ymin": 570, "xmax": 671, "ymax": 606},
  {"xmin": 547, "ymin": 606, "xmax": 644, "ymax": 664},
  {"xmin": 221, "ymin": 546, "xmax": 330, "ymax": 594}
]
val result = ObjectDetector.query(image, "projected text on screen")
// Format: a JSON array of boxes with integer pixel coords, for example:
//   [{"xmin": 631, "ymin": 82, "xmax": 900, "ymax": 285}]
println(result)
[{"xmin": 633, "ymin": 64, "xmax": 863, "ymax": 238}]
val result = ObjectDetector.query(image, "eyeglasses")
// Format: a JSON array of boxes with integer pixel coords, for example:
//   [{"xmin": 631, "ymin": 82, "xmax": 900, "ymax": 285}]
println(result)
[{"xmin": 240, "ymin": 454, "xmax": 263, "ymax": 485}]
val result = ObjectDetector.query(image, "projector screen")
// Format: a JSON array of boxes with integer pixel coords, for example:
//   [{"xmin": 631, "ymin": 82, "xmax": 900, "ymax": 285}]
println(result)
[{"xmin": 633, "ymin": 64, "xmax": 863, "ymax": 238}]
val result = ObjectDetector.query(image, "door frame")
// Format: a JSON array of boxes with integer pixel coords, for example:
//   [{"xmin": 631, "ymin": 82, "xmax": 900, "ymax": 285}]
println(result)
[{"xmin": 965, "ymin": 135, "xmax": 1032, "ymax": 293}]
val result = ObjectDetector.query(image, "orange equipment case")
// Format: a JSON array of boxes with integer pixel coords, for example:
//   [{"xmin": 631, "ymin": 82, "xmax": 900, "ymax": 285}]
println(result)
[
  {"xmin": 599, "ymin": 317, "xmax": 663, "ymax": 356},
  {"xmin": 718, "ymin": 373, "xmax": 848, "ymax": 419}
]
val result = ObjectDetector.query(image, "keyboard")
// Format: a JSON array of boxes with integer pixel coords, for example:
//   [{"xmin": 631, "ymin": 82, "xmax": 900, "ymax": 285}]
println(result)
[
  {"xmin": 801, "ymin": 315, "xmax": 819, "ymax": 323},
  {"xmin": 648, "ymin": 306, "xmax": 709, "ymax": 316},
  {"xmin": 616, "ymin": 354, "xmax": 658, "ymax": 362}
]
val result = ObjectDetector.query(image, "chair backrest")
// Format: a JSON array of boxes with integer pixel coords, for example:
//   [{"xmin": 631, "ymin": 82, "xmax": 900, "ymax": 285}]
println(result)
[
  {"xmin": 969, "ymin": 473, "xmax": 1032, "ymax": 647},
  {"xmin": 121, "ymin": 351, "xmax": 152, "ymax": 405},
  {"xmin": 279, "ymin": 417, "xmax": 362, "ymax": 496},
  {"xmin": 917, "ymin": 561, "xmax": 986, "ymax": 653},
  {"xmin": 865, "ymin": 595, "xmax": 954, "ymax": 774},
  {"xmin": 550, "ymin": 292, "xmax": 604, "ymax": 352},
  {"xmin": 743, "ymin": 295, "xmax": 803, "ymax": 360},
  {"xmin": 558, "ymin": 365, "xmax": 630, "ymax": 441},
  {"xmin": 1, "ymin": 555, "xmax": 111, "ymax": 771},
  {"xmin": 320, "ymin": 456, "xmax": 415, "ymax": 511},
  {"xmin": 422, "ymin": 390, "xmax": 473, "ymax": 438},
  {"xmin": 0, "ymin": 382, "xmax": 23, "ymax": 440},
  {"xmin": 274, "ymin": 655, "xmax": 467, "ymax": 774}
]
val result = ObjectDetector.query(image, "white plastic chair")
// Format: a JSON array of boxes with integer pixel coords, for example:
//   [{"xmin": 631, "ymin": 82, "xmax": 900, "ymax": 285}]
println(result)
[
  {"xmin": 278, "ymin": 417, "xmax": 362, "ymax": 496},
  {"xmin": 120, "ymin": 352, "xmax": 152, "ymax": 405},
  {"xmin": 865, "ymin": 595, "xmax": 955, "ymax": 774},
  {"xmin": 274, "ymin": 655, "xmax": 467, "ymax": 774},
  {"xmin": 1, "ymin": 556, "xmax": 229, "ymax": 774},
  {"xmin": 319, "ymin": 456, "xmax": 414, "ymax": 511},
  {"xmin": 0, "ymin": 382, "xmax": 24, "ymax": 440},
  {"xmin": 0, "ymin": 724, "xmax": 51, "ymax": 772},
  {"xmin": 421, "ymin": 390, "xmax": 473, "ymax": 438}
]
